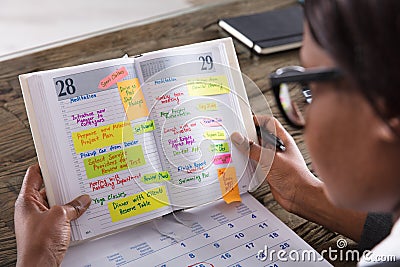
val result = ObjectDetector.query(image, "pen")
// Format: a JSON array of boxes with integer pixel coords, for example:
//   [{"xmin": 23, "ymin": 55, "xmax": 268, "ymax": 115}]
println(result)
[{"xmin": 255, "ymin": 125, "xmax": 286, "ymax": 152}]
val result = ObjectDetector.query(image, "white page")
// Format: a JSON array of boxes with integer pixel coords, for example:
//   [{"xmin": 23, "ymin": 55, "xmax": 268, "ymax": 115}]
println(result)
[
  {"xmin": 25, "ymin": 58, "xmax": 173, "ymax": 240},
  {"xmin": 134, "ymin": 39, "xmax": 254, "ymax": 209},
  {"xmin": 63, "ymin": 193, "xmax": 332, "ymax": 266}
]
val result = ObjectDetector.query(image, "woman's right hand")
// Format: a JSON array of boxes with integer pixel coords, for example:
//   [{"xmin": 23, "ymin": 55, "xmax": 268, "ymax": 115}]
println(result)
[
  {"xmin": 231, "ymin": 116, "xmax": 366, "ymax": 242},
  {"xmin": 231, "ymin": 116, "xmax": 322, "ymax": 214}
]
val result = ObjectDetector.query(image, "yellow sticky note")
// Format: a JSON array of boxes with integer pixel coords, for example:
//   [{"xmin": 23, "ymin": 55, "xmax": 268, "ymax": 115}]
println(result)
[
  {"xmin": 217, "ymin": 167, "xmax": 241, "ymax": 204},
  {"xmin": 72, "ymin": 122, "xmax": 134, "ymax": 153},
  {"xmin": 133, "ymin": 120, "xmax": 155, "ymax": 134},
  {"xmin": 83, "ymin": 146, "xmax": 145, "ymax": 179},
  {"xmin": 187, "ymin": 76, "xmax": 230, "ymax": 96},
  {"xmin": 141, "ymin": 171, "xmax": 171, "ymax": 184},
  {"xmin": 108, "ymin": 186, "xmax": 169, "ymax": 222},
  {"xmin": 117, "ymin": 78, "xmax": 149, "ymax": 121},
  {"xmin": 204, "ymin": 130, "xmax": 226, "ymax": 140},
  {"xmin": 197, "ymin": 102, "xmax": 218, "ymax": 111}
]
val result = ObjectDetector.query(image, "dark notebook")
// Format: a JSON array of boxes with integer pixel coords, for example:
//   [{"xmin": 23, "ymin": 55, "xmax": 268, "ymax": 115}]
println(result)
[{"xmin": 219, "ymin": 5, "xmax": 303, "ymax": 55}]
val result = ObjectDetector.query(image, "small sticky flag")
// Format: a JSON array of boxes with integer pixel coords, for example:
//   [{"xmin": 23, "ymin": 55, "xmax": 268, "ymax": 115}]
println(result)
[
  {"xmin": 203, "ymin": 130, "xmax": 226, "ymax": 140},
  {"xmin": 217, "ymin": 167, "xmax": 241, "ymax": 204},
  {"xmin": 213, "ymin": 154, "xmax": 232, "ymax": 165}
]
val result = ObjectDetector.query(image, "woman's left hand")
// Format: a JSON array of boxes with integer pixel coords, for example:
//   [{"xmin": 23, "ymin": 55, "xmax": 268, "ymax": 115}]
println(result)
[{"xmin": 14, "ymin": 164, "xmax": 91, "ymax": 266}]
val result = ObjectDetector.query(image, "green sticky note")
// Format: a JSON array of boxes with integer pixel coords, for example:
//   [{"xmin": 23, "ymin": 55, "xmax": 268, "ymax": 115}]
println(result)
[
  {"xmin": 84, "ymin": 145, "xmax": 145, "ymax": 179},
  {"xmin": 141, "ymin": 171, "xmax": 171, "ymax": 184}
]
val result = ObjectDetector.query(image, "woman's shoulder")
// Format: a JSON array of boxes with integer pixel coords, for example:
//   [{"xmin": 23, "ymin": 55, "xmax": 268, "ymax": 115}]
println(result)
[{"xmin": 358, "ymin": 218, "xmax": 400, "ymax": 266}]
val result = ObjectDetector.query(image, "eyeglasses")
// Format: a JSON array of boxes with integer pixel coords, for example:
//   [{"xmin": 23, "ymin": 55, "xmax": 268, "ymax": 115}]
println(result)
[{"xmin": 270, "ymin": 66, "xmax": 342, "ymax": 128}]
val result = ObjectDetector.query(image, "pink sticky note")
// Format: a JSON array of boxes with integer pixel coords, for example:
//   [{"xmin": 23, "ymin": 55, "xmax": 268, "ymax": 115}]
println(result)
[
  {"xmin": 201, "ymin": 118, "xmax": 223, "ymax": 127},
  {"xmin": 98, "ymin": 67, "xmax": 128, "ymax": 90},
  {"xmin": 213, "ymin": 153, "xmax": 232, "ymax": 165}
]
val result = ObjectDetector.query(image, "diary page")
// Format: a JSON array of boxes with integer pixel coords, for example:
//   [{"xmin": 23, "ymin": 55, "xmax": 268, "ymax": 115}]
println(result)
[
  {"xmin": 135, "ymin": 40, "xmax": 253, "ymax": 209},
  {"xmin": 27, "ymin": 58, "xmax": 173, "ymax": 240}
]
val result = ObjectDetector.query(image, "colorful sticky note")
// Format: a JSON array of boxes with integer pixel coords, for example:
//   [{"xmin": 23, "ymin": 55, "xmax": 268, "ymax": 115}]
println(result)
[
  {"xmin": 133, "ymin": 120, "xmax": 155, "ymax": 134},
  {"xmin": 141, "ymin": 171, "xmax": 171, "ymax": 184},
  {"xmin": 217, "ymin": 167, "xmax": 241, "ymax": 204},
  {"xmin": 72, "ymin": 121, "xmax": 134, "ymax": 153},
  {"xmin": 98, "ymin": 67, "xmax": 128, "ymax": 90},
  {"xmin": 83, "ymin": 145, "xmax": 145, "ymax": 179},
  {"xmin": 213, "ymin": 154, "xmax": 232, "ymax": 165},
  {"xmin": 108, "ymin": 186, "xmax": 169, "ymax": 222},
  {"xmin": 203, "ymin": 130, "xmax": 226, "ymax": 140},
  {"xmin": 187, "ymin": 76, "xmax": 230, "ymax": 96},
  {"xmin": 117, "ymin": 78, "xmax": 149, "ymax": 121},
  {"xmin": 209, "ymin": 142, "xmax": 230, "ymax": 153},
  {"xmin": 197, "ymin": 102, "xmax": 218, "ymax": 111}
]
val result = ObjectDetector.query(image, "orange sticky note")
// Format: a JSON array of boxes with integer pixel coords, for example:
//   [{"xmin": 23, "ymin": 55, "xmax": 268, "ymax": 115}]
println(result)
[
  {"xmin": 117, "ymin": 78, "xmax": 149, "ymax": 121},
  {"xmin": 217, "ymin": 167, "xmax": 241, "ymax": 204}
]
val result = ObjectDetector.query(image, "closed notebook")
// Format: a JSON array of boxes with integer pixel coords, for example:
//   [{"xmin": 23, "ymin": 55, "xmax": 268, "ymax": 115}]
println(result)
[{"xmin": 219, "ymin": 5, "xmax": 303, "ymax": 55}]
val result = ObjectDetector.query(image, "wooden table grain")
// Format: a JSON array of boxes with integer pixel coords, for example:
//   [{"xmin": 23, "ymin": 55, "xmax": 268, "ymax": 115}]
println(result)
[{"xmin": 0, "ymin": 0, "xmax": 358, "ymax": 266}]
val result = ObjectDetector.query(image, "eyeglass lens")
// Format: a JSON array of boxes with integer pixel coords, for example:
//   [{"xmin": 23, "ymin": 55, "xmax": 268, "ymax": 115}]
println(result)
[{"xmin": 278, "ymin": 81, "xmax": 311, "ymax": 127}]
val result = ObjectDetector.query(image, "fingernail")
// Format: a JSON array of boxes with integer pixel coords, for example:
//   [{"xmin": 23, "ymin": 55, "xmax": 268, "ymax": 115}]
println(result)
[
  {"xmin": 231, "ymin": 132, "xmax": 245, "ymax": 145},
  {"xmin": 79, "ymin": 194, "xmax": 92, "ymax": 208}
]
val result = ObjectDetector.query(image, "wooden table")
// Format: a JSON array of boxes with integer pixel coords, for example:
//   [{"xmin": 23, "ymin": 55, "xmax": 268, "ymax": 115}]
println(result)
[{"xmin": 0, "ymin": 0, "xmax": 358, "ymax": 266}]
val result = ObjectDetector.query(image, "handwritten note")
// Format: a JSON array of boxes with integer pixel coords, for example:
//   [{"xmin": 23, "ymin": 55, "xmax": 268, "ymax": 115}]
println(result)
[
  {"xmin": 213, "ymin": 154, "xmax": 232, "ymax": 165},
  {"xmin": 72, "ymin": 122, "xmax": 134, "ymax": 153},
  {"xmin": 210, "ymin": 142, "xmax": 230, "ymax": 153},
  {"xmin": 117, "ymin": 78, "xmax": 149, "ymax": 121},
  {"xmin": 98, "ymin": 67, "xmax": 128, "ymax": 90},
  {"xmin": 83, "ymin": 146, "xmax": 145, "ymax": 179},
  {"xmin": 133, "ymin": 120, "xmax": 155, "ymax": 134},
  {"xmin": 217, "ymin": 167, "xmax": 241, "ymax": 204},
  {"xmin": 187, "ymin": 76, "xmax": 230, "ymax": 96},
  {"xmin": 89, "ymin": 173, "xmax": 141, "ymax": 192},
  {"xmin": 201, "ymin": 118, "xmax": 222, "ymax": 127},
  {"xmin": 71, "ymin": 108, "xmax": 106, "ymax": 127},
  {"xmin": 141, "ymin": 171, "xmax": 171, "ymax": 184},
  {"xmin": 203, "ymin": 130, "xmax": 226, "ymax": 140},
  {"xmin": 108, "ymin": 186, "xmax": 169, "ymax": 222}
]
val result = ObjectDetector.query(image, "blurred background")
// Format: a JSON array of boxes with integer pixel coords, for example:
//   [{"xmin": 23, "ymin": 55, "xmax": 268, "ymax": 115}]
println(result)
[{"xmin": 0, "ymin": 0, "xmax": 228, "ymax": 60}]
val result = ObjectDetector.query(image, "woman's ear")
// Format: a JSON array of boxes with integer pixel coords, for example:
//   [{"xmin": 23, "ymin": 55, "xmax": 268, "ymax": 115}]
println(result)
[
  {"xmin": 387, "ymin": 117, "xmax": 400, "ymax": 139},
  {"xmin": 377, "ymin": 117, "xmax": 400, "ymax": 143},
  {"xmin": 375, "ymin": 98, "xmax": 400, "ymax": 142}
]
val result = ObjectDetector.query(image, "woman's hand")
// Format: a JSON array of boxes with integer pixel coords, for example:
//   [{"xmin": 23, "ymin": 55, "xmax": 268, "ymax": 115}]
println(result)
[
  {"xmin": 14, "ymin": 164, "xmax": 91, "ymax": 266},
  {"xmin": 231, "ymin": 116, "xmax": 321, "ymax": 214},
  {"xmin": 231, "ymin": 116, "xmax": 367, "ymax": 242}
]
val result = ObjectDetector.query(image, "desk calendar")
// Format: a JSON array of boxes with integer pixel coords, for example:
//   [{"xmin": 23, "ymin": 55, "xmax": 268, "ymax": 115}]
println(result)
[{"xmin": 63, "ymin": 193, "xmax": 332, "ymax": 266}]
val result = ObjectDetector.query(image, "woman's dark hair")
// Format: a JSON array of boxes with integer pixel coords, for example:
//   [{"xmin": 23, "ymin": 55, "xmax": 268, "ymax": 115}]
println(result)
[{"xmin": 304, "ymin": 0, "xmax": 400, "ymax": 118}]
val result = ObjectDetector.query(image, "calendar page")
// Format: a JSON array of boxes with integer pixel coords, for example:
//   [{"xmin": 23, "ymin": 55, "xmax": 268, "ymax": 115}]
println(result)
[{"xmin": 63, "ymin": 193, "xmax": 332, "ymax": 266}]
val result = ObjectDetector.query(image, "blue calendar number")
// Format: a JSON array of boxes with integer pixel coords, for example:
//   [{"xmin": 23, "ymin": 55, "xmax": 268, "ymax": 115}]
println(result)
[
  {"xmin": 221, "ymin": 252, "xmax": 231, "ymax": 260},
  {"xmin": 280, "ymin": 242, "xmax": 290, "ymax": 249},
  {"xmin": 189, "ymin": 253, "xmax": 196, "ymax": 259},
  {"xmin": 203, "ymin": 233, "xmax": 210, "ymax": 238},
  {"xmin": 269, "ymin": 232, "xmax": 279, "ymax": 239},
  {"xmin": 228, "ymin": 223, "xmax": 234, "ymax": 228},
  {"xmin": 269, "ymin": 264, "xmax": 278, "ymax": 267},
  {"xmin": 259, "ymin": 222, "xmax": 268, "ymax": 229},
  {"xmin": 245, "ymin": 242, "xmax": 254, "ymax": 249},
  {"xmin": 235, "ymin": 232, "xmax": 245, "ymax": 239},
  {"xmin": 213, "ymin": 242, "xmax": 220, "ymax": 248}
]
